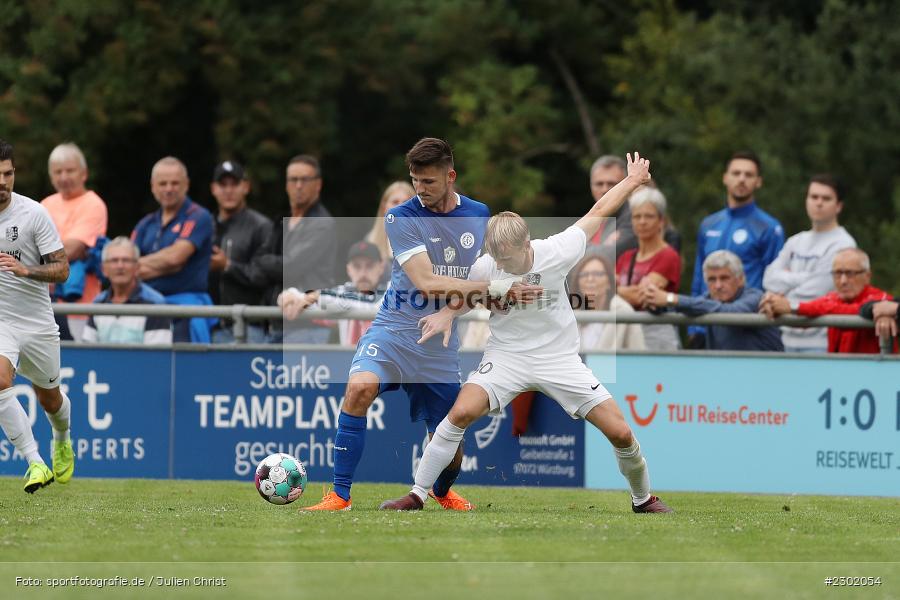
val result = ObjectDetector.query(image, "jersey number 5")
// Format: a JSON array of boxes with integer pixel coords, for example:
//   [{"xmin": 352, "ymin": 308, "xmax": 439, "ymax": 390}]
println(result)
[{"xmin": 358, "ymin": 343, "xmax": 379, "ymax": 357}]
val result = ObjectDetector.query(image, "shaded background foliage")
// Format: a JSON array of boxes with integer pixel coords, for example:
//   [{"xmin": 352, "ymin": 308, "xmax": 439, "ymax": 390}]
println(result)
[{"xmin": 0, "ymin": 0, "xmax": 897, "ymax": 292}]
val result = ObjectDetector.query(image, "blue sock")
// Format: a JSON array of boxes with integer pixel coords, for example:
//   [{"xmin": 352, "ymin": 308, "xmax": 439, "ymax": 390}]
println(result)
[
  {"xmin": 432, "ymin": 440, "xmax": 462, "ymax": 497},
  {"xmin": 333, "ymin": 411, "xmax": 367, "ymax": 501}
]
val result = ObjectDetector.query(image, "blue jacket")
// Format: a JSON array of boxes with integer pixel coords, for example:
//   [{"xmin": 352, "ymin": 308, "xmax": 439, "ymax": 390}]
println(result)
[
  {"xmin": 692, "ymin": 202, "xmax": 784, "ymax": 296},
  {"xmin": 689, "ymin": 201, "xmax": 784, "ymax": 339},
  {"xmin": 675, "ymin": 286, "xmax": 784, "ymax": 351}
]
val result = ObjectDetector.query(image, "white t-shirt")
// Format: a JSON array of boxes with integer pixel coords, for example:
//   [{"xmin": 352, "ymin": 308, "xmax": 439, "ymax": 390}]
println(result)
[
  {"xmin": 469, "ymin": 225, "xmax": 586, "ymax": 357},
  {"xmin": 0, "ymin": 192, "xmax": 64, "ymax": 330}
]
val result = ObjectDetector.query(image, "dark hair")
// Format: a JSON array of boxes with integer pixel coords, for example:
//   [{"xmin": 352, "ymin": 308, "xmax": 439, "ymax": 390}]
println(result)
[
  {"xmin": 725, "ymin": 150, "xmax": 761, "ymax": 175},
  {"xmin": 288, "ymin": 154, "xmax": 321, "ymax": 177},
  {"xmin": 568, "ymin": 250, "xmax": 616, "ymax": 310},
  {"xmin": 0, "ymin": 139, "xmax": 14, "ymax": 166},
  {"xmin": 809, "ymin": 173, "xmax": 844, "ymax": 201},
  {"xmin": 406, "ymin": 137, "xmax": 454, "ymax": 171}
]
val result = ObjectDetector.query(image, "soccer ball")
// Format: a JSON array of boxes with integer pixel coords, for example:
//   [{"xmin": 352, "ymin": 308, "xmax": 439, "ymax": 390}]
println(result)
[{"xmin": 255, "ymin": 453, "xmax": 307, "ymax": 505}]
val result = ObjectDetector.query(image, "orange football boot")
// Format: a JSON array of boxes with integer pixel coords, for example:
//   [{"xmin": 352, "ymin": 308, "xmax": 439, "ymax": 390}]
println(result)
[
  {"xmin": 302, "ymin": 490, "xmax": 351, "ymax": 511},
  {"xmin": 429, "ymin": 489, "xmax": 474, "ymax": 511}
]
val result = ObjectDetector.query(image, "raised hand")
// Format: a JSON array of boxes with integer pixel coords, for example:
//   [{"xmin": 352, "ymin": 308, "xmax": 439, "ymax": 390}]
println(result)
[{"xmin": 626, "ymin": 152, "xmax": 652, "ymax": 187}]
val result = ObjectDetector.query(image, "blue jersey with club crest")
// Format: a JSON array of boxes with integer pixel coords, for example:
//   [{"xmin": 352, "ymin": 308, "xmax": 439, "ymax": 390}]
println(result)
[{"xmin": 374, "ymin": 193, "xmax": 489, "ymax": 354}]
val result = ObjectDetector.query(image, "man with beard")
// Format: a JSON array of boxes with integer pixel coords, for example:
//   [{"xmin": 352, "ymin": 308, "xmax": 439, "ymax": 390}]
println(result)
[
  {"xmin": 688, "ymin": 151, "xmax": 785, "ymax": 347},
  {"xmin": 278, "ymin": 240, "xmax": 386, "ymax": 346}
]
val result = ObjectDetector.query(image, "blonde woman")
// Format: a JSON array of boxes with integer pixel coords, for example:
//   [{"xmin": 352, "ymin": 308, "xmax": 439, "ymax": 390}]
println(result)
[
  {"xmin": 365, "ymin": 181, "xmax": 416, "ymax": 262},
  {"xmin": 615, "ymin": 186, "xmax": 681, "ymax": 350},
  {"xmin": 569, "ymin": 251, "xmax": 644, "ymax": 351}
]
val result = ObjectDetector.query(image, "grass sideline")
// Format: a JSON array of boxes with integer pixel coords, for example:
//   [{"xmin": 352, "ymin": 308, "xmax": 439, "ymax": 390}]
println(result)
[{"xmin": 0, "ymin": 478, "xmax": 896, "ymax": 598}]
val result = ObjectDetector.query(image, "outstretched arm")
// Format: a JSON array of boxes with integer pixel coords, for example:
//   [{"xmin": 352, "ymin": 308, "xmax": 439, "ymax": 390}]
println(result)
[{"xmin": 575, "ymin": 152, "xmax": 651, "ymax": 238}]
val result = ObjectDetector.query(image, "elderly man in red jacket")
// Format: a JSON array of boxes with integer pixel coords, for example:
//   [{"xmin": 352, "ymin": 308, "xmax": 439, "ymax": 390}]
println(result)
[{"xmin": 760, "ymin": 248, "xmax": 893, "ymax": 353}]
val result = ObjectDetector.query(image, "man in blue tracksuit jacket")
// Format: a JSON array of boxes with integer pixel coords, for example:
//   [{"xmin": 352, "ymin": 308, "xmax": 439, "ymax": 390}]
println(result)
[{"xmin": 688, "ymin": 150, "xmax": 784, "ymax": 346}]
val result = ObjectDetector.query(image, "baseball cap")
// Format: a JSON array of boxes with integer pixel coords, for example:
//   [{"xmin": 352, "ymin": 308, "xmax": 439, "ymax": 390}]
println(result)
[
  {"xmin": 212, "ymin": 160, "xmax": 245, "ymax": 182},
  {"xmin": 347, "ymin": 240, "xmax": 382, "ymax": 262}
]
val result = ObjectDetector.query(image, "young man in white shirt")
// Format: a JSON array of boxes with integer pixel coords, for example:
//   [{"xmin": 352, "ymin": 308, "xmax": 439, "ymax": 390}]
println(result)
[
  {"xmin": 0, "ymin": 139, "xmax": 75, "ymax": 493},
  {"xmin": 380, "ymin": 152, "xmax": 672, "ymax": 513},
  {"xmin": 762, "ymin": 174, "xmax": 856, "ymax": 352}
]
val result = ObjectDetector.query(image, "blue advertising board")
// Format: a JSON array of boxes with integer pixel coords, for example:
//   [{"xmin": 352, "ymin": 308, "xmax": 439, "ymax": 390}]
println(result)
[
  {"xmin": 585, "ymin": 355, "xmax": 900, "ymax": 496},
  {"xmin": 173, "ymin": 348, "xmax": 582, "ymax": 486},
  {"xmin": 0, "ymin": 348, "xmax": 171, "ymax": 478},
  {"xmin": 0, "ymin": 347, "xmax": 583, "ymax": 487}
]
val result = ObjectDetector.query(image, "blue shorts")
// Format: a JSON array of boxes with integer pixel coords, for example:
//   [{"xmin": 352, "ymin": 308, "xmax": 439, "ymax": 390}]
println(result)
[{"xmin": 349, "ymin": 325, "xmax": 461, "ymax": 431}]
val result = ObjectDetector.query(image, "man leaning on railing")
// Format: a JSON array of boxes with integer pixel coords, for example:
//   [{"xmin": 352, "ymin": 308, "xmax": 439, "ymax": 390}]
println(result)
[{"xmin": 760, "ymin": 248, "xmax": 896, "ymax": 354}]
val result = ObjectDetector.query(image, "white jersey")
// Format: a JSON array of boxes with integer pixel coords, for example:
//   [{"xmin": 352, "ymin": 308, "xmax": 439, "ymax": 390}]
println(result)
[
  {"xmin": 0, "ymin": 192, "xmax": 64, "ymax": 330},
  {"xmin": 469, "ymin": 225, "xmax": 586, "ymax": 357}
]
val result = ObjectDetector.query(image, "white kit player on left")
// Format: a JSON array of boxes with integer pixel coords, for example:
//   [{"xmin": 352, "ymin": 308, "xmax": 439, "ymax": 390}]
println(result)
[
  {"xmin": 0, "ymin": 139, "xmax": 75, "ymax": 493},
  {"xmin": 381, "ymin": 152, "xmax": 673, "ymax": 513}
]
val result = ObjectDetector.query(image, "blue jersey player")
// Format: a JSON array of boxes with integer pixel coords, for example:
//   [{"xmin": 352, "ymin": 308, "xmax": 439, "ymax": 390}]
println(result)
[{"xmin": 304, "ymin": 138, "xmax": 541, "ymax": 511}]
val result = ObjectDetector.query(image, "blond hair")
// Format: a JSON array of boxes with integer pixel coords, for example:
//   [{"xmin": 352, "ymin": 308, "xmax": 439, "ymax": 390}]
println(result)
[
  {"xmin": 485, "ymin": 211, "xmax": 530, "ymax": 257},
  {"xmin": 365, "ymin": 181, "xmax": 416, "ymax": 260}
]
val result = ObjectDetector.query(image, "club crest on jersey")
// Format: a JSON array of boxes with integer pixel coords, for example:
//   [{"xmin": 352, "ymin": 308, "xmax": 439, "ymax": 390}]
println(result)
[
  {"xmin": 524, "ymin": 272, "xmax": 541, "ymax": 285},
  {"xmin": 443, "ymin": 246, "xmax": 456, "ymax": 263},
  {"xmin": 5, "ymin": 226, "xmax": 17, "ymax": 241},
  {"xmin": 460, "ymin": 232, "xmax": 475, "ymax": 249}
]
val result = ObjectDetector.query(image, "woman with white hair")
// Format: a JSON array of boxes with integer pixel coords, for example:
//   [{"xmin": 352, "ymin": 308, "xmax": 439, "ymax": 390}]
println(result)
[{"xmin": 615, "ymin": 186, "xmax": 681, "ymax": 350}]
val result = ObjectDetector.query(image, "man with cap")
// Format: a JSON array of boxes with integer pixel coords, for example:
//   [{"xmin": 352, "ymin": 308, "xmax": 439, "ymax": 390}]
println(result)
[
  {"xmin": 278, "ymin": 240, "xmax": 386, "ymax": 346},
  {"xmin": 208, "ymin": 160, "xmax": 273, "ymax": 343}
]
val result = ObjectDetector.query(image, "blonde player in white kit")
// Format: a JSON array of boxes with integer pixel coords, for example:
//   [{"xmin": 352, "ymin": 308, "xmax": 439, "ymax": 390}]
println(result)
[
  {"xmin": 0, "ymin": 140, "xmax": 75, "ymax": 493},
  {"xmin": 381, "ymin": 152, "xmax": 672, "ymax": 513}
]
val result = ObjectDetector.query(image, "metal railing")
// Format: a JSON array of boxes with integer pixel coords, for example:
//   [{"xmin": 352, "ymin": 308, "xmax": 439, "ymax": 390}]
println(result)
[{"xmin": 52, "ymin": 302, "xmax": 894, "ymax": 354}]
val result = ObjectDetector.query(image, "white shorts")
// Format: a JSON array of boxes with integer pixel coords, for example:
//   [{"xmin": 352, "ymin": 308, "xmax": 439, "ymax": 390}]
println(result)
[
  {"xmin": 465, "ymin": 347, "xmax": 611, "ymax": 419},
  {"xmin": 0, "ymin": 321, "xmax": 61, "ymax": 388}
]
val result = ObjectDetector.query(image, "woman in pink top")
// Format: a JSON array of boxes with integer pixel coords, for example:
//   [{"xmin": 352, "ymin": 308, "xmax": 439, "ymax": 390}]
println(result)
[{"xmin": 615, "ymin": 186, "xmax": 681, "ymax": 350}]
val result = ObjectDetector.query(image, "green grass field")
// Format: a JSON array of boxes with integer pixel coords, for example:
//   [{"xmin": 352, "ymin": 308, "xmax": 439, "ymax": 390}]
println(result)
[{"xmin": 0, "ymin": 478, "xmax": 896, "ymax": 599}]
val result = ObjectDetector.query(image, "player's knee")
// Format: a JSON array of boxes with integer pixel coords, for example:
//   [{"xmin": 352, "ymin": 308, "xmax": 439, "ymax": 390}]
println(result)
[
  {"xmin": 342, "ymin": 382, "xmax": 378, "ymax": 415},
  {"xmin": 448, "ymin": 405, "xmax": 478, "ymax": 429},
  {"xmin": 33, "ymin": 386, "xmax": 62, "ymax": 411},
  {"xmin": 607, "ymin": 422, "xmax": 634, "ymax": 448}
]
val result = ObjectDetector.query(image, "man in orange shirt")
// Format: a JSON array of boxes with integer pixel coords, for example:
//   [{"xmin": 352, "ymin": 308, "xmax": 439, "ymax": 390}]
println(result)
[
  {"xmin": 760, "ymin": 248, "xmax": 894, "ymax": 353},
  {"xmin": 41, "ymin": 143, "xmax": 108, "ymax": 340}
]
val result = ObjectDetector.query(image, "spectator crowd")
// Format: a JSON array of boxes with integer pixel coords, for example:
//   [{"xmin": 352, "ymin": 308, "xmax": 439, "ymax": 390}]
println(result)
[{"xmin": 33, "ymin": 143, "xmax": 897, "ymax": 355}]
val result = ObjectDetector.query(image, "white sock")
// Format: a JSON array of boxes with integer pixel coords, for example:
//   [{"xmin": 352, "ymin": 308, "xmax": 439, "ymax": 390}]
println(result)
[
  {"xmin": 614, "ymin": 439, "xmax": 651, "ymax": 505},
  {"xmin": 45, "ymin": 391, "xmax": 71, "ymax": 442},
  {"xmin": 0, "ymin": 388, "xmax": 43, "ymax": 464},
  {"xmin": 411, "ymin": 418, "xmax": 466, "ymax": 502}
]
